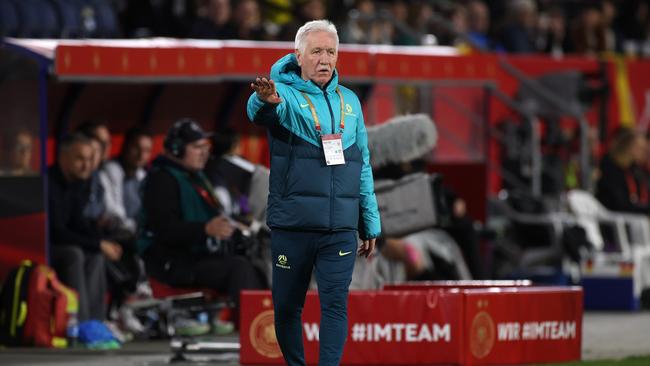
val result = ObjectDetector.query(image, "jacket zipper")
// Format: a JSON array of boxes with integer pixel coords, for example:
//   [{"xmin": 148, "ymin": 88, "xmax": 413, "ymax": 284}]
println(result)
[
  {"xmin": 282, "ymin": 133, "xmax": 293, "ymax": 198},
  {"xmin": 324, "ymin": 88, "xmax": 335, "ymax": 229}
]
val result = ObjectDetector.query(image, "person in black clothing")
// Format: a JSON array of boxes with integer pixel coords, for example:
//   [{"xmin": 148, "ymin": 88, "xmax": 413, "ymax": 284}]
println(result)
[
  {"xmin": 189, "ymin": 0, "xmax": 237, "ymax": 39},
  {"xmin": 138, "ymin": 119, "xmax": 264, "ymax": 325},
  {"xmin": 49, "ymin": 134, "xmax": 122, "ymax": 321},
  {"xmin": 277, "ymin": 0, "xmax": 327, "ymax": 42},
  {"xmin": 439, "ymin": 183, "xmax": 486, "ymax": 279},
  {"xmin": 498, "ymin": 0, "xmax": 539, "ymax": 53},
  {"xmin": 596, "ymin": 128, "xmax": 650, "ymax": 214}
]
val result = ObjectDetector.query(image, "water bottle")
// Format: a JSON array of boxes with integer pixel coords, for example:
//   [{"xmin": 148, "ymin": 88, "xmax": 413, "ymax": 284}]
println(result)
[
  {"xmin": 67, "ymin": 312, "xmax": 79, "ymax": 348},
  {"xmin": 198, "ymin": 311, "xmax": 209, "ymax": 325}
]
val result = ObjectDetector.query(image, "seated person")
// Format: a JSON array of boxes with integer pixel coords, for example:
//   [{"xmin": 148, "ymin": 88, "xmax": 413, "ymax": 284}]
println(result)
[
  {"xmin": 204, "ymin": 127, "xmax": 249, "ymax": 218},
  {"xmin": 48, "ymin": 133, "xmax": 121, "ymax": 322},
  {"xmin": 1, "ymin": 129, "xmax": 37, "ymax": 176},
  {"xmin": 80, "ymin": 133, "xmax": 109, "ymax": 226},
  {"xmin": 596, "ymin": 128, "xmax": 650, "ymax": 214},
  {"xmin": 102, "ymin": 127, "xmax": 153, "ymax": 236},
  {"xmin": 138, "ymin": 118, "xmax": 265, "ymax": 325},
  {"xmin": 77, "ymin": 127, "xmax": 137, "ymax": 318},
  {"xmin": 373, "ymin": 159, "xmax": 484, "ymax": 280},
  {"xmin": 438, "ymin": 183, "xmax": 486, "ymax": 279},
  {"xmin": 80, "ymin": 126, "xmax": 153, "ymax": 332},
  {"xmin": 76, "ymin": 120, "xmax": 112, "ymax": 163}
]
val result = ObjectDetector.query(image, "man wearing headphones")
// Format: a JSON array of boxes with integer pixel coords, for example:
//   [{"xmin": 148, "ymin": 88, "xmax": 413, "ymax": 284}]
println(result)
[{"xmin": 138, "ymin": 118, "xmax": 264, "ymax": 327}]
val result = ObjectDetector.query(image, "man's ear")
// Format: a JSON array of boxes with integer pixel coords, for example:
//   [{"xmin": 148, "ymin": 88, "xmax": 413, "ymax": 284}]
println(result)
[{"xmin": 295, "ymin": 50, "xmax": 302, "ymax": 67}]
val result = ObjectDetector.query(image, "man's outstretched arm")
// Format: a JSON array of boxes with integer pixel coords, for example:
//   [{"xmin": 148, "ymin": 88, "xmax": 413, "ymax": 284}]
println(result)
[{"xmin": 247, "ymin": 77, "xmax": 286, "ymax": 126}]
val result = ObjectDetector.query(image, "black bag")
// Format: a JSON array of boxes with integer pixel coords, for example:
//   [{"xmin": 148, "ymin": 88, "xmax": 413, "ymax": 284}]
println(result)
[{"xmin": 0, "ymin": 262, "xmax": 34, "ymax": 346}]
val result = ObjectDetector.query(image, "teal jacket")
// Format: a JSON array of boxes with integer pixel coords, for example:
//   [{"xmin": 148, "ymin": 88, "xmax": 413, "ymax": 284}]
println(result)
[{"xmin": 246, "ymin": 53, "xmax": 381, "ymax": 239}]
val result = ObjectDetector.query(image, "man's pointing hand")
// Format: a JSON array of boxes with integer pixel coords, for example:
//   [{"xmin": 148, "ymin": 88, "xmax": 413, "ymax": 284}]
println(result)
[{"xmin": 251, "ymin": 77, "xmax": 283, "ymax": 104}]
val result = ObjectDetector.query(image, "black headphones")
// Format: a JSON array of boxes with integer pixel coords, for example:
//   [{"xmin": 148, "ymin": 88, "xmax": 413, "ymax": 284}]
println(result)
[{"xmin": 163, "ymin": 118, "xmax": 195, "ymax": 158}]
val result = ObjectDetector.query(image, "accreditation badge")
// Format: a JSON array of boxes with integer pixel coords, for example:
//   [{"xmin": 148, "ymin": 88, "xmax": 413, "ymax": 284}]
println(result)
[{"xmin": 321, "ymin": 134, "xmax": 345, "ymax": 166}]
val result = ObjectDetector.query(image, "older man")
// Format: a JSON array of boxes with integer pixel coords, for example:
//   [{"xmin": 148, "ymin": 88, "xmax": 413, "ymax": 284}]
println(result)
[
  {"xmin": 49, "ymin": 133, "xmax": 120, "ymax": 321},
  {"xmin": 247, "ymin": 20, "xmax": 381, "ymax": 366}
]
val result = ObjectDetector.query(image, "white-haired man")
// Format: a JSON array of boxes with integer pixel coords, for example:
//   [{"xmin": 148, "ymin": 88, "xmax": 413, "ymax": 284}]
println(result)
[{"xmin": 247, "ymin": 20, "xmax": 381, "ymax": 365}]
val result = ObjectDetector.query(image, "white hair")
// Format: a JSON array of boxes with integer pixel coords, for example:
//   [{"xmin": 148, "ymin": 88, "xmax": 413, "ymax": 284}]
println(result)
[{"xmin": 294, "ymin": 20, "xmax": 339, "ymax": 53}]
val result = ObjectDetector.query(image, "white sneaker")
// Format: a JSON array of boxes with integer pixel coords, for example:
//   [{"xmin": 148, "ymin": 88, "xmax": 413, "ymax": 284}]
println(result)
[
  {"xmin": 119, "ymin": 307, "xmax": 145, "ymax": 334},
  {"xmin": 135, "ymin": 281, "xmax": 153, "ymax": 298}
]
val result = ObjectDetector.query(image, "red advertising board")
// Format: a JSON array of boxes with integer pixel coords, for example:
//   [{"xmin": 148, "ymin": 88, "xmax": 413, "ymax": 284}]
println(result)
[
  {"xmin": 463, "ymin": 287, "xmax": 583, "ymax": 365},
  {"xmin": 383, "ymin": 280, "xmax": 533, "ymax": 291},
  {"xmin": 240, "ymin": 289, "xmax": 464, "ymax": 365},
  {"xmin": 240, "ymin": 286, "xmax": 582, "ymax": 365}
]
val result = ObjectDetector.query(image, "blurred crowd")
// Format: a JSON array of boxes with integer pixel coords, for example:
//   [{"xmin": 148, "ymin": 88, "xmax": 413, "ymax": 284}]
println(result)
[
  {"xmin": 2, "ymin": 0, "xmax": 650, "ymax": 57},
  {"xmin": 113, "ymin": 0, "xmax": 650, "ymax": 57}
]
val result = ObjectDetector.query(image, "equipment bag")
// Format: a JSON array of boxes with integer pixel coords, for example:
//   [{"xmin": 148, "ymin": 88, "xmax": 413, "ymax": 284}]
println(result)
[{"xmin": 0, "ymin": 260, "xmax": 77, "ymax": 348}]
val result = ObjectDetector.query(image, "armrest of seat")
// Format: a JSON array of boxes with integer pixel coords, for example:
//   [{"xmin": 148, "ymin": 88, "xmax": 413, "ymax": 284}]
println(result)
[
  {"xmin": 592, "ymin": 214, "xmax": 632, "ymax": 256},
  {"xmin": 607, "ymin": 212, "xmax": 650, "ymax": 249}
]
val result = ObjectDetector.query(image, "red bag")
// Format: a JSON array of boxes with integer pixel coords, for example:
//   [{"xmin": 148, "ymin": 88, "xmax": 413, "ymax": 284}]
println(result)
[{"xmin": 0, "ymin": 261, "xmax": 78, "ymax": 348}]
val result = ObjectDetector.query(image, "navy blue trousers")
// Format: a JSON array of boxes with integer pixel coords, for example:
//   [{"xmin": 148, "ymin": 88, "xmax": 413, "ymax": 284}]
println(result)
[{"xmin": 271, "ymin": 229, "xmax": 357, "ymax": 366}]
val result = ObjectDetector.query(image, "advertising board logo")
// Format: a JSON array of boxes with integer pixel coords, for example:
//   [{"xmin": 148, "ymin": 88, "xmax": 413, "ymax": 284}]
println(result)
[
  {"xmin": 470, "ymin": 310, "xmax": 495, "ymax": 359},
  {"xmin": 249, "ymin": 309, "xmax": 282, "ymax": 358}
]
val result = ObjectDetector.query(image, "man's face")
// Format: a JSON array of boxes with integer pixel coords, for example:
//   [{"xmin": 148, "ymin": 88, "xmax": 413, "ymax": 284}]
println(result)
[
  {"xmin": 60, "ymin": 142, "xmax": 94, "ymax": 181},
  {"xmin": 94, "ymin": 126, "xmax": 111, "ymax": 162},
  {"xmin": 209, "ymin": 0, "xmax": 230, "ymax": 24},
  {"xmin": 126, "ymin": 136, "xmax": 153, "ymax": 169},
  {"xmin": 181, "ymin": 138, "xmax": 210, "ymax": 171},
  {"xmin": 296, "ymin": 31, "xmax": 338, "ymax": 87},
  {"xmin": 11, "ymin": 132, "xmax": 33, "ymax": 171},
  {"xmin": 89, "ymin": 139, "xmax": 103, "ymax": 171}
]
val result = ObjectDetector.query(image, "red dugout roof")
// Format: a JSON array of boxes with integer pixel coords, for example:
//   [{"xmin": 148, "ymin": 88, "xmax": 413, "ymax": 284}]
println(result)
[{"xmin": 4, "ymin": 38, "xmax": 488, "ymax": 82}]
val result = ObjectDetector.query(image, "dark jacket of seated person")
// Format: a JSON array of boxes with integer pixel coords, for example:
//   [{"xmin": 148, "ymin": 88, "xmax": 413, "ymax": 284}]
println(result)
[
  {"xmin": 596, "ymin": 129, "xmax": 650, "ymax": 215},
  {"xmin": 138, "ymin": 119, "xmax": 263, "ymax": 300},
  {"xmin": 49, "ymin": 163, "xmax": 102, "ymax": 252}
]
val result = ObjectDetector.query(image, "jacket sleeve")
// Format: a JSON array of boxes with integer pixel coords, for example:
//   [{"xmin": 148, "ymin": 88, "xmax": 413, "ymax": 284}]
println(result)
[
  {"xmin": 48, "ymin": 180, "xmax": 101, "ymax": 251},
  {"xmin": 356, "ymin": 101, "xmax": 382, "ymax": 240},
  {"xmin": 100, "ymin": 162, "xmax": 136, "ymax": 232},
  {"xmin": 246, "ymin": 84, "xmax": 289, "ymax": 127}
]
